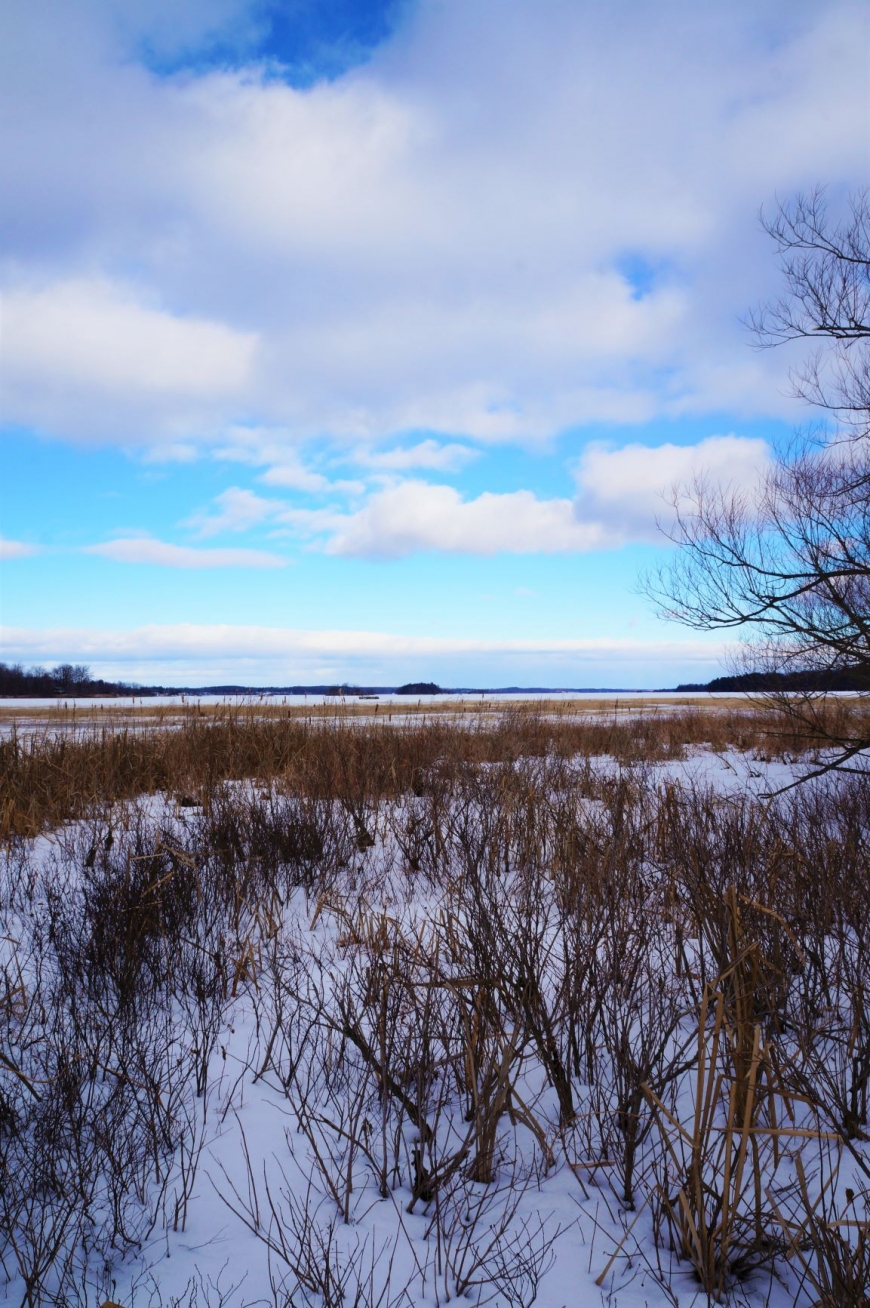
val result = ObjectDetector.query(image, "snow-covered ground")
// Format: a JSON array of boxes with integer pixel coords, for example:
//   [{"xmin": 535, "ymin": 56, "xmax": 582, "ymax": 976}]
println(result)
[
  {"xmin": 1, "ymin": 747, "xmax": 867, "ymax": 1308},
  {"xmin": 0, "ymin": 693, "xmax": 744, "ymax": 710},
  {"xmin": 0, "ymin": 692, "xmax": 753, "ymax": 745}
]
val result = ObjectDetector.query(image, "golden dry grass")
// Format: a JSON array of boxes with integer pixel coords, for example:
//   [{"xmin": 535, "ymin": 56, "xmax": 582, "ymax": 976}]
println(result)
[{"xmin": 2, "ymin": 695, "xmax": 866, "ymax": 840}]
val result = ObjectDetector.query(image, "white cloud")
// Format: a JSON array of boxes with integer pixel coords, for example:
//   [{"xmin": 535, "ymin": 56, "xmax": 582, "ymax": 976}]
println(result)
[
  {"xmin": 287, "ymin": 481, "xmax": 608, "ymax": 558},
  {"xmin": 278, "ymin": 436, "xmax": 771, "ymax": 558},
  {"xmin": 0, "ymin": 624, "xmax": 725, "ymax": 661},
  {"xmin": 573, "ymin": 435, "xmax": 770, "ymax": 541},
  {"xmin": 352, "ymin": 440, "xmax": 478, "ymax": 472},
  {"xmin": 258, "ymin": 463, "xmax": 332, "ymax": 491},
  {"xmin": 0, "ymin": 623, "xmax": 731, "ymax": 687},
  {"xmin": 0, "ymin": 538, "xmax": 39, "ymax": 560},
  {"xmin": 0, "ymin": 0, "xmax": 865, "ymax": 448},
  {"xmin": 184, "ymin": 487, "xmax": 279, "ymax": 536},
  {"xmin": 84, "ymin": 536, "xmax": 286, "ymax": 568},
  {"xmin": 1, "ymin": 278, "xmax": 258, "ymax": 440},
  {"xmin": 3, "ymin": 280, "xmax": 257, "ymax": 395},
  {"xmin": 212, "ymin": 432, "xmax": 363, "ymax": 493}
]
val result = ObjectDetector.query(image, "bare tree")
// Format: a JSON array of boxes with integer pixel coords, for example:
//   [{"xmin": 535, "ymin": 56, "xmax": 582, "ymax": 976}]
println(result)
[
  {"xmin": 747, "ymin": 187, "xmax": 870, "ymax": 435},
  {"xmin": 647, "ymin": 188, "xmax": 870, "ymax": 778}
]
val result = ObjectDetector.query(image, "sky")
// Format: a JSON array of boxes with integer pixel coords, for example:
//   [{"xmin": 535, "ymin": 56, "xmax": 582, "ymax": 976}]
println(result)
[{"xmin": 1, "ymin": 0, "xmax": 868, "ymax": 688}]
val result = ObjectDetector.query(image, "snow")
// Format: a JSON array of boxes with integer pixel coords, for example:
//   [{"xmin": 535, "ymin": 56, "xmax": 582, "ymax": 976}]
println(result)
[
  {"xmin": 0, "ymin": 693, "xmax": 744, "ymax": 711},
  {"xmin": 0, "ymin": 748, "xmax": 866, "ymax": 1308}
]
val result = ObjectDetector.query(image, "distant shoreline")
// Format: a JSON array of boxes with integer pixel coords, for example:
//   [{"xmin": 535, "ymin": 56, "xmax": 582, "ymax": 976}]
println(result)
[
  {"xmin": 0, "ymin": 682, "xmax": 692, "ymax": 699},
  {"xmin": 4, "ymin": 660, "xmax": 868, "ymax": 699}
]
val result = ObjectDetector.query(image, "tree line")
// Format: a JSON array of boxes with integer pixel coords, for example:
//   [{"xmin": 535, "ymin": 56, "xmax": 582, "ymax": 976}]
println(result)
[{"xmin": 0, "ymin": 662, "xmax": 143, "ymax": 698}]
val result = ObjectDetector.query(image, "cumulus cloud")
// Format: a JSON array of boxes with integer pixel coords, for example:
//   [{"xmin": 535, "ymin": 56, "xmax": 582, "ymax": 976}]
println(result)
[
  {"xmin": 573, "ymin": 435, "xmax": 770, "ymax": 541},
  {"xmin": 286, "ymin": 481, "xmax": 607, "ymax": 557},
  {"xmin": 0, "ymin": 538, "xmax": 39, "ymax": 560},
  {"xmin": 276, "ymin": 435, "xmax": 770, "ymax": 558},
  {"xmin": 84, "ymin": 536, "xmax": 285, "ymax": 568},
  {"xmin": 0, "ymin": 0, "xmax": 865, "ymax": 449}
]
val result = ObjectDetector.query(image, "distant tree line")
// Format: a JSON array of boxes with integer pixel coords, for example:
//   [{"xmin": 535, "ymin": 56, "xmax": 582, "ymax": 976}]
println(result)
[
  {"xmin": 0, "ymin": 662, "xmax": 143, "ymax": 697},
  {"xmin": 0, "ymin": 667, "xmax": 455, "ymax": 698},
  {"xmin": 677, "ymin": 668, "xmax": 870, "ymax": 693}
]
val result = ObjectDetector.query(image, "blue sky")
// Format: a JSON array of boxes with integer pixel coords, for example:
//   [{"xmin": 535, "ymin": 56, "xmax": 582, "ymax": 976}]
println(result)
[{"xmin": 1, "ymin": 0, "xmax": 867, "ymax": 687}]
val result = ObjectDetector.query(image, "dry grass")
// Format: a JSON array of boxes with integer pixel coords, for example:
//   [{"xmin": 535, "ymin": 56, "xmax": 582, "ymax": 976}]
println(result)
[
  {"xmin": 1, "ymin": 703, "xmax": 869, "ymax": 1304},
  {"xmin": 2, "ymin": 697, "xmax": 864, "ymax": 841},
  {"xmin": 0, "ymin": 691, "xmax": 752, "ymax": 729}
]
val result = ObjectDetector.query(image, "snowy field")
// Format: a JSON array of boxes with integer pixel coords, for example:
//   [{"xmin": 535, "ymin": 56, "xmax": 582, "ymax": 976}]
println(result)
[
  {"xmin": 0, "ymin": 692, "xmax": 750, "ymax": 743},
  {"xmin": 0, "ymin": 693, "xmax": 741, "ymax": 710},
  {"xmin": 1, "ymin": 738, "xmax": 868, "ymax": 1308}
]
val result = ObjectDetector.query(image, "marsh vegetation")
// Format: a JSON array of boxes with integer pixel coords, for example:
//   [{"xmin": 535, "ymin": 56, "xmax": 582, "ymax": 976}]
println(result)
[{"xmin": 0, "ymin": 702, "xmax": 868, "ymax": 1306}]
